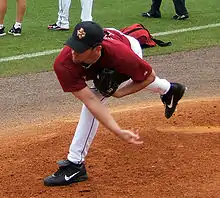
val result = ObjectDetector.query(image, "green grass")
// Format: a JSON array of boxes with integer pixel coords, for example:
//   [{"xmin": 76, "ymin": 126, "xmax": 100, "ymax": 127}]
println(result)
[{"xmin": 0, "ymin": 0, "xmax": 220, "ymax": 77}]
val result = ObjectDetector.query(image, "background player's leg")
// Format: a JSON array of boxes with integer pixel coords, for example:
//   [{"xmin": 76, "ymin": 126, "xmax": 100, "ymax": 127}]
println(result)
[
  {"xmin": 16, "ymin": 0, "xmax": 26, "ymax": 23},
  {"xmin": 56, "ymin": 0, "xmax": 62, "ymax": 26},
  {"xmin": 59, "ymin": 0, "xmax": 71, "ymax": 29},
  {"xmin": 0, "ymin": 0, "xmax": 7, "ymax": 36},
  {"xmin": 80, "ymin": 0, "xmax": 93, "ymax": 21}
]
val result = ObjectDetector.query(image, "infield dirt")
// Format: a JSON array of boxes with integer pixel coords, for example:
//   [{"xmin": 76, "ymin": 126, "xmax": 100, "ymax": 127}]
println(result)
[{"xmin": 0, "ymin": 47, "xmax": 219, "ymax": 198}]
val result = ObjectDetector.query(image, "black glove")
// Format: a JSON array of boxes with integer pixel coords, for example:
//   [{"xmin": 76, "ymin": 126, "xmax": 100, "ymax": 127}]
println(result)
[{"xmin": 93, "ymin": 68, "xmax": 130, "ymax": 97}]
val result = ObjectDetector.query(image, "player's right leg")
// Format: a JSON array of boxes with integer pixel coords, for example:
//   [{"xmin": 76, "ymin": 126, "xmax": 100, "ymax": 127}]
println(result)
[{"xmin": 44, "ymin": 88, "xmax": 108, "ymax": 186}]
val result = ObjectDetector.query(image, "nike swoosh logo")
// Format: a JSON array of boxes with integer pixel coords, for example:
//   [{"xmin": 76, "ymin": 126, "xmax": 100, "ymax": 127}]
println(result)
[
  {"xmin": 64, "ymin": 171, "xmax": 80, "ymax": 181},
  {"xmin": 167, "ymin": 95, "xmax": 174, "ymax": 108}
]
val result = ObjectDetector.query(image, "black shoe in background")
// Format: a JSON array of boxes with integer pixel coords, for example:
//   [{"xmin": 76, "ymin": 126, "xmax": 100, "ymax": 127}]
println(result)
[
  {"xmin": 173, "ymin": 14, "xmax": 189, "ymax": 20},
  {"xmin": 48, "ymin": 23, "xmax": 69, "ymax": 31},
  {"xmin": 172, "ymin": 14, "xmax": 179, "ymax": 20},
  {"xmin": 161, "ymin": 83, "xmax": 186, "ymax": 119},
  {"xmin": 141, "ymin": 10, "xmax": 161, "ymax": 18},
  {"xmin": 8, "ymin": 25, "xmax": 21, "ymax": 36},
  {"xmin": 44, "ymin": 160, "xmax": 88, "ymax": 186},
  {"xmin": 0, "ymin": 27, "xmax": 6, "ymax": 36}
]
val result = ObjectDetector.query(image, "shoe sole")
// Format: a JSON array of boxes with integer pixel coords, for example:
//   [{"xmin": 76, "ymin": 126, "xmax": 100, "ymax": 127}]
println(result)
[
  {"xmin": 177, "ymin": 18, "xmax": 189, "ymax": 20},
  {"xmin": 8, "ymin": 32, "xmax": 21, "ymax": 36},
  {"xmin": 0, "ymin": 33, "xmax": 6, "ymax": 36},
  {"xmin": 142, "ymin": 15, "xmax": 161, "ymax": 18},
  {"xmin": 44, "ymin": 174, "xmax": 88, "ymax": 186},
  {"xmin": 175, "ymin": 16, "xmax": 189, "ymax": 20},
  {"xmin": 48, "ymin": 27, "xmax": 69, "ymax": 31}
]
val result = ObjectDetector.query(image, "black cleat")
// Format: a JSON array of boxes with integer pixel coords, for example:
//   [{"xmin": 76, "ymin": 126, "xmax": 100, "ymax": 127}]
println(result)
[
  {"xmin": 0, "ymin": 27, "xmax": 6, "ymax": 36},
  {"xmin": 44, "ymin": 160, "xmax": 88, "ymax": 186},
  {"xmin": 8, "ymin": 25, "xmax": 22, "ymax": 36},
  {"xmin": 48, "ymin": 23, "xmax": 69, "ymax": 31},
  {"xmin": 161, "ymin": 83, "xmax": 186, "ymax": 119},
  {"xmin": 141, "ymin": 11, "xmax": 161, "ymax": 18},
  {"xmin": 172, "ymin": 14, "xmax": 189, "ymax": 20}
]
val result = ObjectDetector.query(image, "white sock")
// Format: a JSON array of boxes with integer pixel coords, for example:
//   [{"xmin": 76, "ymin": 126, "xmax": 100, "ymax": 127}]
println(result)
[
  {"xmin": 146, "ymin": 76, "xmax": 171, "ymax": 95},
  {"xmin": 0, "ymin": 24, "xmax": 4, "ymax": 29},
  {"xmin": 14, "ymin": 22, "xmax": 22, "ymax": 29}
]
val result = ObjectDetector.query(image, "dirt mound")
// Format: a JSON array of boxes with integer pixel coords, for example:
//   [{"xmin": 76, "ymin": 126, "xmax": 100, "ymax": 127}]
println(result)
[{"xmin": 0, "ymin": 99, "xmax": 219, "ymax": 198}]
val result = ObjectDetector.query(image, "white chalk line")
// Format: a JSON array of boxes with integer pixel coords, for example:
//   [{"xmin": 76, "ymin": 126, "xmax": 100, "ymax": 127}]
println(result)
[
  {"xmin": 152, "ymin": 23, "xmax": 220, "ymax": 36},
  {"xmin": 0, "ymin": 49, "xmax": 61, "ymax": 63},
  {"xmin": 0, "ymin": 23, "xmax": 220, "ymax": 63}
]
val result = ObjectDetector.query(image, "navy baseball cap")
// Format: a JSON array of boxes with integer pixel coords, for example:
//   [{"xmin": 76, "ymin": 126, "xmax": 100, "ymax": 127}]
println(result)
[{"xmin": 65, "ymin": 21, "xmax": 104, "ymax": 53}]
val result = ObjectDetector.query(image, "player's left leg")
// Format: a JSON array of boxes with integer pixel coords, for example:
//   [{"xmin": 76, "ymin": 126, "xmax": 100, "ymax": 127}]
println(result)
[
  {"xmin": 125, "ymin": 34, "xmax": 186, "ymax": 119},
  {"xmin": 0, "ymin": 0, "xmax": 7, "ymax": 36},
  {"xmin": 8, "ymin": 0, "xmax": 26, "ymax": 36}
]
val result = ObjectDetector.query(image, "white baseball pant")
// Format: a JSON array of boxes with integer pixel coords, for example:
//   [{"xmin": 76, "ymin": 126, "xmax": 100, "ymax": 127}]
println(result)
[
  {"xmin": 56, "ymin": 0, "xmax": 93, "ymax": 29},
  {"xmin": 67, "ymin": 34, "xmax": 170, "ymax": 164}
]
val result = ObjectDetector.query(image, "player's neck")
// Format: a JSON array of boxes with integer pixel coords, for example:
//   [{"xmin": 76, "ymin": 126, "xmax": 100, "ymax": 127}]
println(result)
[
  {"xmin": 85, "ymin": 52, "xmax": 101, "ymax": 65},
  {"xmin": 82, "ymin": 53, "xmax": 101, "ymax": 69}
]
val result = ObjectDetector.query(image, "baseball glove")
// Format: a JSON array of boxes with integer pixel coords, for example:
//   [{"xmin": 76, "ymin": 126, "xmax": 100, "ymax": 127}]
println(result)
[{"xmin": 93, "ymin": 68, "xmax": 130, "ymax": 97}]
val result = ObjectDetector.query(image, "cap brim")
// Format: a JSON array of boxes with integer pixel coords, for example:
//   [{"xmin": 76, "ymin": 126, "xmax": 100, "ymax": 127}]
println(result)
[{"xmin": 65, "ymin": 36, "xmax": 90, "ymax": 53}]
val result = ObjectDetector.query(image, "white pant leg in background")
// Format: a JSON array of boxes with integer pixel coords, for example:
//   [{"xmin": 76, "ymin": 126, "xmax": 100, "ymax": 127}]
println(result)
[
  {"xmin": 68, "ymin": 88, "xmax": 108, "ymax": 164},
  {"xmin": 81, "ymin": 0, "xmax": 93, "ymax": 21},
  {"xmin": 57, "ymin": 0, "xmax": 71, "ymax": 28},
  {"xmin": 57, "ymin": 0, "xmax": 93, "ymax": 28}
]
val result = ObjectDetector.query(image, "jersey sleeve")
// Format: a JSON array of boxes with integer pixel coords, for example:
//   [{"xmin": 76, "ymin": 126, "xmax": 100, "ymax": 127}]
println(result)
[
  {"xmin": 54, "ymin": 62, "xmax": 87, "ymax": 92},
  {"xmin": 113, "ymin": 43, "xmax": 152, "ymax": 82}
]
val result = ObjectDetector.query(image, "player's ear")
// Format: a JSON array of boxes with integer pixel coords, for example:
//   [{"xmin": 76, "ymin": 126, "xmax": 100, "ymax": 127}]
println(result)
[
  {"xmin": 92, "ymin": 44, "xmax": 102, "ymax": 52},
  {"xmin": 96, "ymin": 45, "xmax": 102, "ymax": 52}
]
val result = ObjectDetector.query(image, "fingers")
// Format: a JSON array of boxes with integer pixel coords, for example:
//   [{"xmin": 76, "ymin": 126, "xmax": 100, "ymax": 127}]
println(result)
[
  {"xmin": 130, "ymin": 134, "xmax": 143, "ymax": 144},
  {"xmin": 126, "ymin": 129, "xmax": 143, "ymax": 145},
  {"xmin": 130, "ymin": 139, "xmax": 143, "ymax": 144}
]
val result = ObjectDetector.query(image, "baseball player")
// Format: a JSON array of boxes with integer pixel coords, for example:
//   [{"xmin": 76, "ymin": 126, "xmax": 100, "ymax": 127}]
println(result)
[
  {"xmin": 141, "ymin": 0, "xmax": 189, "ymax": 20},
  {"xmin": 0, "ymin": 0, "xmax": 26, "ymax": 36},
  {"xmin": 43, "ymin": 21, "xmax": 186, "ymax": 186},
  {"xmin": 48, "ymin": 0, "xmax": 93, "ymax": 30}
]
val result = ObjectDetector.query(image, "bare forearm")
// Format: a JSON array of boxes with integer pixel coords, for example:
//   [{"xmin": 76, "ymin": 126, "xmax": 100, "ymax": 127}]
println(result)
[
  {"xmin": 114, "ymin": 71, "xmax": 155, "ymax": 98},
  {"xmin": 73, "ymin": 87, "xmax": 143, "ymax": 144},
  {"xmin": 115, "ymin": 81, "xmax": 147, "ymax": 97},
  {"xmin": 73, "ymin": 88, "xmax": 121, "ymax": 136},
  {"xmin": 86, "ymin": 97, "xmax": 121, "ymax": 135}
]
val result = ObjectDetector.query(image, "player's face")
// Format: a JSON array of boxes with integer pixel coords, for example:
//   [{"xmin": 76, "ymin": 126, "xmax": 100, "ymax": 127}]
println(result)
[{"xmin": 71, "ymin": 46, "xmax": 101, "ymax": 64}]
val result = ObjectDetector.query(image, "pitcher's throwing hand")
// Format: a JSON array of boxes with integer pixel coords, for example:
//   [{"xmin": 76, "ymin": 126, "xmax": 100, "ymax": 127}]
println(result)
[{"xmin": 118, "ymin": 129, "xmax": 143, "ymax": 144}]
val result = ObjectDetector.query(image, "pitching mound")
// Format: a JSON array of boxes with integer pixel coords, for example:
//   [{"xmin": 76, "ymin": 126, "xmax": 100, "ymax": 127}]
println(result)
[
  {"xmin": 157, "ymin": 126, "xmax": 220, "ymax": 133},
  {"xmin": 0, "ymin": 99, "xmax": 219, "ymax": 198}
]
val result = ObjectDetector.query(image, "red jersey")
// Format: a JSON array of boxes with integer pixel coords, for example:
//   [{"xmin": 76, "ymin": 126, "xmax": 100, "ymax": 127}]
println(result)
[{"xmin": 54, "ymin": 30, "xmax": 152, "ymax": 92}]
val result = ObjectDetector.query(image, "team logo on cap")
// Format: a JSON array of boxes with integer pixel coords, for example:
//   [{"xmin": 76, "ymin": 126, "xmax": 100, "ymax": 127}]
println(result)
[{"xmin": 77, "ymin": 28, "xmax": 86, "ymax": 39}]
